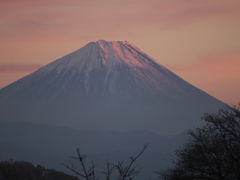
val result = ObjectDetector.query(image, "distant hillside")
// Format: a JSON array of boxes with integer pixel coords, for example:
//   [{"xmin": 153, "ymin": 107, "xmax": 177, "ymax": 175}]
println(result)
[
  {"xmin": 0, "ymin": 160, "xmax": 79, "ymax": 180},
  {"xmin": 0, "ymin": 40, "xmax": 224, "ymax": 135},
  {"xmin": 0, "ymin": 121, "xmax": 188, "ymax": 180}
]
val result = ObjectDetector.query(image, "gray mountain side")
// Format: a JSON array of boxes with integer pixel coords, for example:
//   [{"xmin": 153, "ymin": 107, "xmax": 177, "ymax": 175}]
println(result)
[
  {"xmin": 0, "ymin": 40, "xmax": 226, "ymax": 179},
  {"xmin": 0, "ymin": 40, "xmax": 224, "ymax": 134},
  {"xmin": 0, "ymin": 121, "xmax": 188, "ymax": 179}
]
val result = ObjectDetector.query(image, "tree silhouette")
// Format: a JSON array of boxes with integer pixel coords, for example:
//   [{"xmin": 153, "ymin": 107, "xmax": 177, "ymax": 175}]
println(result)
[
  {"xmin": 0, "ymin": 160, "xmax": 79, "ymax": 180},
  {"xmin": 62, "ymin": 143, "xmax": 148, "ymax": 180},
  {"xmin": 157, "ymin": 104, "xmax": 240, "ymax": 180}
]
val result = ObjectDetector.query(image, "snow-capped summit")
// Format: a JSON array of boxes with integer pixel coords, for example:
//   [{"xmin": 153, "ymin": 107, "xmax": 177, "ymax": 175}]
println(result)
[
  {"xmin": 0, "ymin": 40, "xmax": 204, "ymax": 100},
  {"xmin": 0, "ymin": 40, "xmax": 224, "ymax": 134},
  {"xmin": 97, "ymin": 40, "xmax": 158, "ymax": 68}
]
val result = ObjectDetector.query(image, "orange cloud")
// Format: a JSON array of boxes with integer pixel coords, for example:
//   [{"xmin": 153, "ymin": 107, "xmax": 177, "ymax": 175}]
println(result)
[
  {"xmin": 167, "ymin": 50, "xmax": 240, "ymax": 104},
  {"xmin": 0, "ymin": 0, "xmax": 239, "ymax": 104},
  {"xmin": 0, "ymin": 64, "xmax": 43, "ymax": 74},
  {"xmin": 168, "ymin": 50, "xmax": 240, "ymax": 78},
  {"xmin": 1, "ymin": 0, "xmax": 239, "ymax": 39},
  {"xmin": 0, "ymin": 0, "xmax": 239, "ymax": 54}
]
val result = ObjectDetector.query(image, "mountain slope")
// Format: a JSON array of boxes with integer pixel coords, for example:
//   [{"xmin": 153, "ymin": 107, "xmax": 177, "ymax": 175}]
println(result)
[
  {"xmin": 0, "ymin": 121, "xmax": 187, "ymax": 180},
  {"xmin": 0, "ymin": 40, "xmax": 224, "ymax": 134},
  {"xmin": 0, "ymin": 40, "xmax": 211, "ymax": 101}
]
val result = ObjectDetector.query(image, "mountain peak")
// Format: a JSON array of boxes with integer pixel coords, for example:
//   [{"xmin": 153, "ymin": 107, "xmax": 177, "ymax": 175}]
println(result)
[
  {"xmin": 96, "ymin": 39, "xmax": 150, "ymax": 68},
  {"xmin": 94, "ymin": 40, "xmax": 143, "ymax": 66},
  {"xmin": 96, "ymin": 39, "xmax": 128, "ymax": 44},
  {"xmin": 0, "ymin": 40, "xmax": 199, "ymax": 99},
  {"xmin": 0, "ymin": 40, "xmax": 223, "ymax": 134}
]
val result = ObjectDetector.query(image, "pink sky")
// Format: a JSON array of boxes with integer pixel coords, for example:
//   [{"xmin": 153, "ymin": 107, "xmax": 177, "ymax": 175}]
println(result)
[{"xmin": 0, "ymin": 0, "xmax": 240, "ymax": 105}]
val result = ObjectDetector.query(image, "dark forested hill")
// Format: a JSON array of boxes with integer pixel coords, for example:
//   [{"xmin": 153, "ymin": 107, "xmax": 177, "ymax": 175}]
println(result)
[
  {"xmin": 0, "ymin": 121, "xmax": 188, "ymax": 180},
  {"xmin": 0, "ymin": 160, "xmax": 79, "ymax": 180}
]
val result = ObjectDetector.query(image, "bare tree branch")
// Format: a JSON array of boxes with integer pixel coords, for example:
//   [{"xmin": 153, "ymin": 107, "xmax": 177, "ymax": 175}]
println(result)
[
  {"xmin": 113, "ymin": 143, "xmax": 148, "ymax": 180},
  {"xmin": 158, "ymin": 104, "xmax": 240, "ymax": 180},
  {"xmin": 63, "ymin": 143, "xmax": 148, "ymax": 180}
]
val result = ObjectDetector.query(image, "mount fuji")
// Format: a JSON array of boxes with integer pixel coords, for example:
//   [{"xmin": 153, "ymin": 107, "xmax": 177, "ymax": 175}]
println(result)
[{"xmin": 0, "ymin": 40, "xmax": 224, "ymax": 134}]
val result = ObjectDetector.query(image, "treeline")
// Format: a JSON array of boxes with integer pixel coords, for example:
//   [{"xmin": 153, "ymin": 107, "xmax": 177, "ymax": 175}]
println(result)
[
  {"xmin": 1, "ymin": 104, "xmax": 239, "ymax": 180},
  {"xmin": 63, "ymin": 104, "xmax": 240, "ymax": 180},
  {"xmin": 0, "ymin": 160, "xmax": 79, "ymax": 180},
  {"xmin": 157, "ymin": 103, "xmax": 240, "ymax": 180}
]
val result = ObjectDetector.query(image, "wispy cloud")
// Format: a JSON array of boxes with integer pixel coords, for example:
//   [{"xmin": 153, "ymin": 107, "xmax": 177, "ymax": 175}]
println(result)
[
  {"xmin": 166, "ymin": 50, "xmax": 240, "ymax": 104},
  {"xmin": 0, "ymin": 0, "xmax": 239, "ymax": 104},
  {"xmin": 1, "ymin": 0, "xmax": 239, "ymax": 40},
  {"xmin": 0, "ymin": 64, "xmax": 43, "ymax": 73},
  {"xmin": 168, "ymin": 50, "xmax": 240, "ymax": 79}
]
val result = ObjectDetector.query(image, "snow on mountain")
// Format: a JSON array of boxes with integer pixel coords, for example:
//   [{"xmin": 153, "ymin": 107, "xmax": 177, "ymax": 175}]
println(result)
[
  {"xmin": 0, "ymin": 40, "xmax": 205, "ymax": 100},
  {"xmin": 0, "ymin": 40, "xmax": 224, "ymax": 134}
]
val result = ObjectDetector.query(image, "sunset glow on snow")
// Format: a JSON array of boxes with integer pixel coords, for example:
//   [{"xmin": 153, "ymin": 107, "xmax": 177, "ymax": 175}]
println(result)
[{"xmin": 0, "ymin": 0, "xmax": 240, "ymax": 105}]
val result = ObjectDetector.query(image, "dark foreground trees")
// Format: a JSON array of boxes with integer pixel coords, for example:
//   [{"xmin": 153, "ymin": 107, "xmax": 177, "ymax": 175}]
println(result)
[
  {"xmin": 158, "ymin": 104, "xmax": 240, "ymax": 180},
  {"xmin": 0, "ymin": 160, "xmax": 79, "ymax": 180},
  {"xmin": 62, "ymin": 143, "xmax": 148, "ymax": 180},
  {"xmin": 0, "ymin": 144, "xmax": 148, "ymax": 180},
  {"xmin": 2, "ymin": 104, "xmax": 239, "ymax": 180}
]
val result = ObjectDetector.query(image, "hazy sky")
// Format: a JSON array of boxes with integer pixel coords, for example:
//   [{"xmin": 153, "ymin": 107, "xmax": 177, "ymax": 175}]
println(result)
[{"xmin": 0, "ymin": 0, "xmax": 240, "ymax": 105}]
